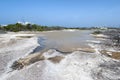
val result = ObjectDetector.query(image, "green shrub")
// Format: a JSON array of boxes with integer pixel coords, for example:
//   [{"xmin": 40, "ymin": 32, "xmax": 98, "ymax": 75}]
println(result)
[{"xmin": 92, "ymin": 30, "xmax": 102, "ymax": 34}]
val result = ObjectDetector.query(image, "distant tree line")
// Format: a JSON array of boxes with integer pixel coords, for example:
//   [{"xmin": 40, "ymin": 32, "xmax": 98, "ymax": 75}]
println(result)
[
  {"xmin": 0, "ymin": 23, "xmax": 65, "ymax": 32},
  {"xmin": 0, "ymin": 23, "xmax": 120, "ymax": 32},
  {"xmin": 0, "ymin": 23, "xmax": 95, "ymax": 32}
]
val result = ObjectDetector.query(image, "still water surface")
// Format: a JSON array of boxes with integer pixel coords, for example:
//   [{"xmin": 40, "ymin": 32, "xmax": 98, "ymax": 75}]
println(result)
[{"xmin": 36, "ymin": 30, "xmax": 96, "ymax": 53}]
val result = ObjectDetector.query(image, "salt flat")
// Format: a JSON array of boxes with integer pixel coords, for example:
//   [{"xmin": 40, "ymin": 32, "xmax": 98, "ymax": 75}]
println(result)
[{"xmin": 0, "ymin": 30, "xmax": 120, "ymax": 80}]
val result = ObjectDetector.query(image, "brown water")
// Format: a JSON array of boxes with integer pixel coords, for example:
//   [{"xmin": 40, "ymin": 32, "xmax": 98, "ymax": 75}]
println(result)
[{"xmin": 36, "ymin": 30, "xmax": 95, "ymax": 53}]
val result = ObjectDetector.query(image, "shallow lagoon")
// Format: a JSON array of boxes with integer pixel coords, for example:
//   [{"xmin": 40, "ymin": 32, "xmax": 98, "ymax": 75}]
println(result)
[{"xmin": 36, "ymin": 30, "xmax": 96, "ymax": 53}]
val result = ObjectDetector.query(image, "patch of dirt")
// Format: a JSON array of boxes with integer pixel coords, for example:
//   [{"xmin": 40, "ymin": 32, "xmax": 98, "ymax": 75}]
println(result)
[
  {"xmin": 16, "ymin": 36, "xmax": 33, "ymax": 38},
  {"xmin": 48, "ymin": 56, "xmax": 64, "ymax": 63},
  {"xmin": 100, "ymin": 50, "xmax": 120, "ymax": 59},
  {"xmin": 11, "ymin": 50, "xmax": 64, "ymax": 70},
  {"xmin": 11, "ymin": 53, "xmax": 45, "ymax": 70},
  {"xmin": 111, "ymin": 52, "xmax": 120, "ymax": 59},
  {"xmin": 77, "ymin": 48, "xmax": 95, "ymax": 53}
]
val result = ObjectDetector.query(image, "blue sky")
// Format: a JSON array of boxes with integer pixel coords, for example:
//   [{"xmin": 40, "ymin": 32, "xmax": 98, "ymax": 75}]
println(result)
[{"xmin": 0, "ymin": 0, "xmax": 120, "ymax": 27}]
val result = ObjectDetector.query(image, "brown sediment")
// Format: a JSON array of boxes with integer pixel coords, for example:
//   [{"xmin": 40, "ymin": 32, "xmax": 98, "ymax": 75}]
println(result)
[
  {"xmin": 110, "ymin": 52, "xmax": 120, "ymax": 59},
  {"xmin": 16, "ymin": 36, "xmax": 33, "ymax": 38},
  {"xmin": 77, "ymin": 47, "xmax": 95, "ymax": 53},
  {"xmin": 100, "ymin": 50, "xmax": 120, "ymax": 59},
  {"xmin": 48, "ymin": 56, "xmax": 64, "ymax": 63},
  {"xmin": 11, "ymin": 53, "xmax": 45, "ymax": 70},
  {"xmin": 99, "ymin": 50, "xmax": 111, "ymax": 57},
  {"xmin": 11, "ymin": 50, "xmax": 64, "ymax": 70}
]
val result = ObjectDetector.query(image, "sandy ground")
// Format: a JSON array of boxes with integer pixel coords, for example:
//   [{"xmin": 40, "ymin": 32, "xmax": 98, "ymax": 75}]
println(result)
[{"xmin": 0, "ymin": 30, "xmax": 120, "ymax": 80}]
